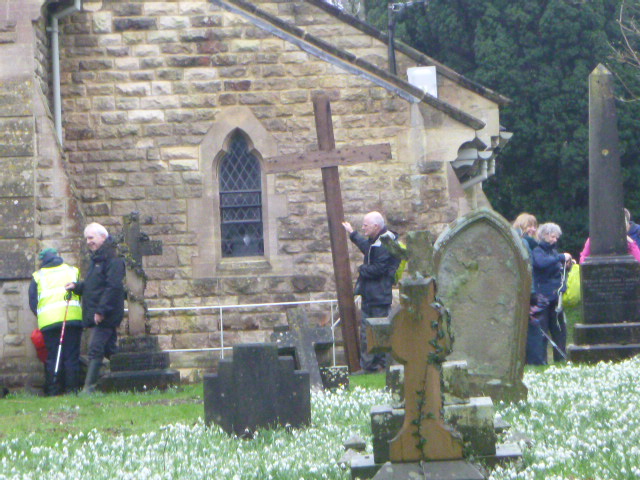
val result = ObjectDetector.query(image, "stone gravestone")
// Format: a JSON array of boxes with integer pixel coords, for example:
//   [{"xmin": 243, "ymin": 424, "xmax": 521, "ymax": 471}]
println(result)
[
  {"xmin": 569, "ymin": 65, "xmax": 640, "ymax": 362},
  {"xmin": 433, "ymin": 209, "xmax": 530, "ymax": 402},
  {"xmin": 204, "ymin": 343, "xmax": 310, "ymax": 436},
  {"xmin": 98, "ymin": 213, "xmax": 180, "ymax": 392},
  {"xmin": 352, "ymin": 277, "xmax": 486, "ymax": 480},
  {"xmin": 367, "ymin": 277, "xmax": 463, "ymax": 463},
  {"xmin": 270, "ymin": 307, "xmax": 347, "ymax": 390},
  {"xmin": 350, "ymin": 234, "xmax": 520, "ymax": 480},
  {"xmin": 118, "ymin": 212, "xmax": 163, "ymax": 337}
]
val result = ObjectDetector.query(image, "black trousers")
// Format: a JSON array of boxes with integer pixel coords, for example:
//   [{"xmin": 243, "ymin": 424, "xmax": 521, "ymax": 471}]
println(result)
[
  {"xmin": 87, "ymin": 326, "xmax": 118, "ymax": 362},
  {"xmin": 42, "ymin": 325, "xmax": 82, "ymax": 394}
]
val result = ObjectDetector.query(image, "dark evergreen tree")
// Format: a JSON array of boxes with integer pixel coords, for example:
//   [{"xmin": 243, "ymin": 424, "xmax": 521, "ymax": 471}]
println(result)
[{"xmin": 365, "ymin": 0, "xmax": 640, "ymax": 255}]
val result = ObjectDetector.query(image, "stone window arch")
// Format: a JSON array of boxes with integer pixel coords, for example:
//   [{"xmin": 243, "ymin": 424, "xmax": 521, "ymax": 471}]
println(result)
[{"xmin": 189, "ymin": 107, "xmax": 287, "ymax": 278}]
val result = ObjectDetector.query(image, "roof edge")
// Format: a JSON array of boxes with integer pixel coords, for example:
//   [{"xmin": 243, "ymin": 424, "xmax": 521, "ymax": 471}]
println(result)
[
  {"xmin": 214, "ymin": 0, "xmax": 486, "ymax": 130},
  {"xmin": 306, "ymin": 0, "xmax": 511, "ymax": 106}
]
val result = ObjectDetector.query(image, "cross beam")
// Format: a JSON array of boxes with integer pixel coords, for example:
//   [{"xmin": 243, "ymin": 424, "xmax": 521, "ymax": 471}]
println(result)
[{"xmin": 265, "ymin": 95, "xmax": 392, "ymax": 372}]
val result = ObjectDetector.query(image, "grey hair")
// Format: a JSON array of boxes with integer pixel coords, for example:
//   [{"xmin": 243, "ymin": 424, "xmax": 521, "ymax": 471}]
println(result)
[
  {"xmin": 537, "ymin": 222, "xmax": 562, "ymax": 239},
  {"xmin": 84, "ymin": 222, "xmax": 109, "ymax": 238},
  {"xmin": 366, "ymin": 211, "xmax": 385, "ymax": 228}
]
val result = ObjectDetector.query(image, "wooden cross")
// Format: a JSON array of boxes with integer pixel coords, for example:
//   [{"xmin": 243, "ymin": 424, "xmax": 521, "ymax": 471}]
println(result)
[
  {"xmin": 264, "ymin": 95, "xmax": 392, "ymax": 372},
  {"xmin": 120, "ymin": 212, "xmax": 163, "ymax": 336},
  {"xmin": 367, "ymin": 238, "xmax": 463, "ymax": 462},
  {"xmin": 270, "ymin": 307, "xmax": 333, "ymax": 390}
]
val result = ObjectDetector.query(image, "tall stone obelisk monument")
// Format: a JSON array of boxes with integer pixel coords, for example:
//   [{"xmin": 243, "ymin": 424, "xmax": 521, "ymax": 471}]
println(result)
[{"xmin": 569, "ymin": 65, "xmax": 640, "ymax": 362}]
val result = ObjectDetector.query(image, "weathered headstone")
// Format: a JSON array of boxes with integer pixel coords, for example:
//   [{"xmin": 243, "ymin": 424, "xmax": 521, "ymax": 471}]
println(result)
[
  {"xmin": 204, "ymin": 343, "xmax": 310, "ymax": 436},
  {"xmin": 569, "ymin": 65, "xmax": 640, "ymax": 362},
  {"xmin": 351, "ymin": 276, "xmax": 489, "ymax": 480},
  {"xmin": 383, "ymin": 360, "xmax": 522, "ymax": 463},
  {"xmin": 368, "ymin": 277, "xmax": 463, "ymax": 462},
  {"xmin": 98, "ymin": 213, "xmax": 178, "ymax": 392},
  {"xmin": 265, "ymin": 95, "xmax": 392, "ymax": 373},
  {"xmin": 119, "ymin": 211, "xmax": 163, "ymax": 337},
  {"xmin": 270, "ymin": 307, "xmax": 333, "ymax": 390},
  {"xmin": 381, "ymin": 230, "xmax": 437, "ymax": 279},
  {"xmin": 433, "ymin": 209, "xmax": 530, "ymax": 402}
]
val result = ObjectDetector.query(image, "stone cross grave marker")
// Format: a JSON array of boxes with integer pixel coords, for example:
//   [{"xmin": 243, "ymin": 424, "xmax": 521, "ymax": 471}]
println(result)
[
  {"xmin": 433, "ymin": 209, "xmax": 530, "ymax": 402},
  {"xmin": 270, "ymin": 307, "xmax": 333, "ymax": 390},
  {"xmin": 204, "ymin": 343, "xmax": 310, "ymax": 436},
  {"xmin": 97, "ymin": 212, "xmax": 178, "ymax": 393},
  {"xmin": 569, "ymin": 65, "xmax": 640, "ymax": 362},
  {"xmin": 264, "ymin": 95, "xmax": 392, "ymax": 372},
  {"xmin": 367, "ymin": 276, "xmax": 463, "ymax": 462},
  {"xmin": 119, "ymin": 212, "xmax": 163, "ymax": 336}
]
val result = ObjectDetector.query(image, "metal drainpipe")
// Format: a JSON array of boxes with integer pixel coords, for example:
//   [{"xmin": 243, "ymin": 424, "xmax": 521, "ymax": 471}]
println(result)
[
  {"xmin": 461, "ymin": 159, "xmax": 489, "ymax": 190},
  {"xmin": 49, "ymin": 0, "xmax": 82, "ymax": 147}
]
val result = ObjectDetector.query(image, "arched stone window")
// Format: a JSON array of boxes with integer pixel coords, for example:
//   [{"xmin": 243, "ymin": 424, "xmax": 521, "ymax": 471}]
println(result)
[
  {"xmin": 219, "ymin": 132, "xmax": 264, "ymax": 257},
  {"xmin": 189, "ymin": 107, "xmax": 286, "ymax": 278}
]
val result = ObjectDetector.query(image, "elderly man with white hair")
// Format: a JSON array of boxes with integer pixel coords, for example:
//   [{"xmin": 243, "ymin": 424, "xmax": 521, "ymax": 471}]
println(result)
[
  {"xmin": 343, "ymin": 211, "xmax": 400, "ymax": 374},
  {"xmin": 66, "ymin": 222, "xmax": 126, "ymax": 393}
]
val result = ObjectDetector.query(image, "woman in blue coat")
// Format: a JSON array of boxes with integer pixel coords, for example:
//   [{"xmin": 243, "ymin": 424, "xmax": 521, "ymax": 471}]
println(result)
[{"xmin": 527, "ymin": 223, "xmax": 572, "ymax": 365}]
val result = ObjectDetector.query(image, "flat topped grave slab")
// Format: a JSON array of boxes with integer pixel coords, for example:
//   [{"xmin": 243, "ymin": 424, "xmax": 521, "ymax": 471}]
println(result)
[
  {"xmin": 270, "ymin": 307, "xmax": 333, "ymax": 390},
  {"xmin": 433, "ymin": 208, "xmax": 530, "ymax": 402},
  {"xmin": 204, "ymin": 343, "xmax": 310, "ymax": 436}
]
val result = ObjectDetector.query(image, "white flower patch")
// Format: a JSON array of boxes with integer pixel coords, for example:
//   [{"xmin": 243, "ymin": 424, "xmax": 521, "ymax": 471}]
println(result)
[
  {"xmin": 0, "ymin": 387, "xmax": 389, "ymax": 480},
  {"xmin": 5, "ymin": 360, "xmax": 640, "ymax": 480},
  {"xmin": 489, "ymin": 357, "xmax": 640, "ymax": 480}
]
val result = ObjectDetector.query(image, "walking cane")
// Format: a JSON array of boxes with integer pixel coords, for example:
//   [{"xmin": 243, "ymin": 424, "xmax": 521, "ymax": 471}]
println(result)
[
  {"xmin": 52, "ymin": 291, "xmax": 72, "ymax": 386},
  {"xmin": 538, "ymin": 326, "xmax": 568, "ymax": 361}
]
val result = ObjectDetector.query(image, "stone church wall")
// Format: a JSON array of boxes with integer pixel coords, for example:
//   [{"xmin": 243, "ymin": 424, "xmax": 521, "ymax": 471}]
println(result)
[{"xmin": 0, "ymin": 0, "xmax": 497, "ymax": 383}]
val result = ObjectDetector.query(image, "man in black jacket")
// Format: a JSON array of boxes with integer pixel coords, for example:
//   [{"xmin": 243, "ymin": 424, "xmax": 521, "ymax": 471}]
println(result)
[
  {"xmin": 66, "ymin": 222, "xmax": 126, "ymax": 393},
  {"xmin": 343, "ymin": 211, "xmax": 400, "ymax": 373}
]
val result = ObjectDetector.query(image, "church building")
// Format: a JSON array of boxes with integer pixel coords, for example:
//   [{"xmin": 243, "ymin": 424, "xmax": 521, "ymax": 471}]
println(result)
[{"xmin": 0, "ymin": 0, "xmax": 510, "ymax": 386}]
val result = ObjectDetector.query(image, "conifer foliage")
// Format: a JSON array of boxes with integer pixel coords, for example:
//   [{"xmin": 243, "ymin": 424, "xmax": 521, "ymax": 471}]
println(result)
[{"xmin": 364, "ymin": 0, "xmax": 640, "ymax": 254}]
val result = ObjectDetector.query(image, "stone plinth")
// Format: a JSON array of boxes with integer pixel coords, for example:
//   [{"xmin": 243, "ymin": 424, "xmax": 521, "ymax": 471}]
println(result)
[
  {"xmin": 98, "ymin": 335, "xmax": 180, "ymax": 393},
  {"xmin": 568, "ymin": 256, "xmax": 640, "ymax": 362},
  {"xmin": 569, "ymin": 65, "xmax": 640, "ymax": 363}
]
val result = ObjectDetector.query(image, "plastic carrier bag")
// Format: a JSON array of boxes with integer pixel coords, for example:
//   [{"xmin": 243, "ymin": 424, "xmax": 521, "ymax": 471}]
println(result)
[{"xmin": 562, "ymin": 264, "xmax": 581, "ymax": 308}]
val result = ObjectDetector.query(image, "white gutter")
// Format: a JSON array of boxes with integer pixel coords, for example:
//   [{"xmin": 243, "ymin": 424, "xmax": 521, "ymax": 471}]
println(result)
[{"xmin": 49, "ymin": 0, "xmax": 82, "ymax": 146}]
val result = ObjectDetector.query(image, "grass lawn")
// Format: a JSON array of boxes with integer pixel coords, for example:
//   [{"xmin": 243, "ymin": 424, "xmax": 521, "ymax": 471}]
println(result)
[
  {"xmin": 2, "ymin": 359, "xmax": 640, "ymax": 480},
  {"xmin": 0, "ymin": 384, "xmax": 204, "ymax": 443}
]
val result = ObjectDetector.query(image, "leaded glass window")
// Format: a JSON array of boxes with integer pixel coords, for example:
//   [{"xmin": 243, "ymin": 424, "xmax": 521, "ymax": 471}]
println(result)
[{"xmin": 219, "ymin": 133, "xmax": 264, "ymax": 257}]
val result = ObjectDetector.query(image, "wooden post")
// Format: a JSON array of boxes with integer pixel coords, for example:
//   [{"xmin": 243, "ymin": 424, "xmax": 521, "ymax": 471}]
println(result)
[{"xmin": 314, "ymin": 97, "xmax": 360, "ymax": 373}]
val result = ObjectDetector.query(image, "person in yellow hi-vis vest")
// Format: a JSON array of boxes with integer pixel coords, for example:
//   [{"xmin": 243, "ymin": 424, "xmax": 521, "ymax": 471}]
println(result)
[{"xmin": 29, "ymin": 248, "xmax": 82, "ymax": 396}]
